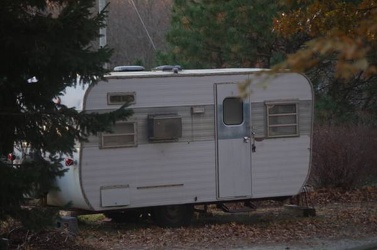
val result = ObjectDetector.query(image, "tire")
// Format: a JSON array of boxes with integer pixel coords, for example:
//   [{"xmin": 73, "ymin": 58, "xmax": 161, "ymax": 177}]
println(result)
[
  {"xmin": 104, "ymin": 209, "xmax": 141, "ymax": 223},
  {"xmin": 152, "ymin": 204, "xmax": 194, "ymax": 228}
]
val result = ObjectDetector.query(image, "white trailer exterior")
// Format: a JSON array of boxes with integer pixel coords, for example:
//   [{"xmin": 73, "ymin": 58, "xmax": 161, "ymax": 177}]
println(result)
[{"xmin": 47, "ymin": 68, "xmax": 313, "ymax": 226}]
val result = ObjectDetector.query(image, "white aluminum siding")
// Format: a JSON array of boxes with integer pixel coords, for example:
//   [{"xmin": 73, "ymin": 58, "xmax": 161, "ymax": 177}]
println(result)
[{"xmin": 81, "ymin": 141, "xmax": 217, "ymax": 210}]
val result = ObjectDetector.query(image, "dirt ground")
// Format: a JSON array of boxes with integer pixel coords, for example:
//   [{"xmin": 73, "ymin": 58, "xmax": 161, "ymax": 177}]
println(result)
[{"xmin": 4, "ymin": 187, "xmax": 377, "ymax": 249}]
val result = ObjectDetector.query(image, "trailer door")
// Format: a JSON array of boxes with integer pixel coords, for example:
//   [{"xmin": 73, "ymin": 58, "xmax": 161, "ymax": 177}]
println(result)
[{"xmin": 216, "ymin": 82, "xmax": 252, "ymax": 199}]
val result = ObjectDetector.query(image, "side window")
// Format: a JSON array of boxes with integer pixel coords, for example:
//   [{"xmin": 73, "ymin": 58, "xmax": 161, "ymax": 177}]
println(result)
[
  {"xmin": 266, "ymin": 102, "xmax": 299, "ymax": 137},
  {"xmin": 107, "ymin": 92, "xmax": 136, "ymax": 105},
  {"xmin": 223, "ymin": 97, "xmax": 243, "ymax": 125},
  {"xmin": 100, "ymin": 122, "xmax": 137, "ymax": 148}
]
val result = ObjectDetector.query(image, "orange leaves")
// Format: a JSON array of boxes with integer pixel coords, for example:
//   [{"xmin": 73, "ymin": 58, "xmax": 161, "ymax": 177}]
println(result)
[
  {"xmin": 181, "ymin": 16, "xmax": 191, "ymax": 29},
  {"xmin": 276, "ymin": 35, "xmax": 376, "ymax": 79},
  {"xmin": 215, "ymin": 11, "xmax": 226, "ymax": 23},
  {"xmin": 275, "ymin": 1, "xmax": 362, "ymax": 38},
  {"xmin": 273, "ymin": 0, "xmax": 377, "ymax": 79}
]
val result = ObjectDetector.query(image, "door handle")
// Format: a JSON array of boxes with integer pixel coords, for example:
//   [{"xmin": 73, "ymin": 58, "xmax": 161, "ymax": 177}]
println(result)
[{"xmin": 243, "ymin": 136, "xmax": 250, "ymax": 143}]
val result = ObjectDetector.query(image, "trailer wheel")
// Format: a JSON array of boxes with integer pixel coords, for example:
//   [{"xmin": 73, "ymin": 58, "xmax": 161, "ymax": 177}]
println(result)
[
  {"xmin": 152, "ymin": 204, "xmax": 194, "ymax": 228},
  {"xmin": 104, "ymin": 209, "xmax": 141, "ymax": 223}
]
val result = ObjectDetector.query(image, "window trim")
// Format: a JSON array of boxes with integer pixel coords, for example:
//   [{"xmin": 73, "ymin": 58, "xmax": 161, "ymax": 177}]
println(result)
[
  {"xmin": 107, "ymin": 92, "xmax": 136, "ymax": 105},
  {"xmin": 100, "ymin": 121, "xmax": 137, "ymax": 149},
  {"xmin": 265, "ymin": 100, "xmax": 299, "ymax": 138}
]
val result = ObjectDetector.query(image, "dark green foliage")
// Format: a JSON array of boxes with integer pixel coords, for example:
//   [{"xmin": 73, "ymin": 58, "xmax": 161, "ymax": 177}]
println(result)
[
  {"xmin": 0, "ymin": 159, "xmax": 62, "ymax": 230},
  {"xmin": 0, "ymin": 0, "xmax": 116, "ymax": 155},
  {"xmin": 0, "ymin": 0, "xmax": 132, "ymax": 231},
  {"xmin": 308, "ymin": 62, "xmax": 377, "ymax": 125},
  {"xmin": 160, "ymin": 0, "xmax": 283, "ymax": 68}
]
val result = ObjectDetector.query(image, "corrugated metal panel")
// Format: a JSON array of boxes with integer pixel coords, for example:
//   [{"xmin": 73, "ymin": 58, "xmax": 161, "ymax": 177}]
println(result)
[
  {"xmin": 299, "ymin": 100, "xmax": 313, "ymax": 134},
  {"xmin": 81, "ymin": 141, "xmax": 217, "ymax": 210},
  {"xmin": 250, "ymin": 102, "xmax": 266, "ymax": 137},
  {"xmin": 135, "ymin": 106, "xmax": 214, "ymax": 144},
  {"xmin": 85, "ymin": 98, "xmax": 310, "ymax": 146},
  {"xmin": 84, "ymin": 105, "xmax": 215, "ymax": 147}
]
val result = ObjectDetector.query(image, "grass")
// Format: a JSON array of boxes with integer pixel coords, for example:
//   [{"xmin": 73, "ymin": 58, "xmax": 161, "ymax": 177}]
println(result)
[{"xmin": 77, "ymin": 213, "xmax": 107, "ymax": 224}]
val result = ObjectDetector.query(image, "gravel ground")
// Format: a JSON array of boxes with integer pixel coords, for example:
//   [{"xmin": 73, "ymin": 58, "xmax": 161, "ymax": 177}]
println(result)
[
  {"xmin": 239, "ymin": 237, "xmax": 377, "ymax": 250},
  {"xmin": 4, "ymin": 188, "xmax": 377, "ymax": 249},
  {"xmin": 74, "ymin": 200, "xmax": 377, "ymax": 250}
]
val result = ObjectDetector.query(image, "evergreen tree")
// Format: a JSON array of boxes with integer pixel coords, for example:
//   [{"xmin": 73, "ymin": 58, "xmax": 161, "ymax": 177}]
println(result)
[
  {"xmin": 160, "ymin": 0, "xmax": 282, "ymax": 68},
  {"xmin": 0, "ymin": 0, "xmax": 132, "ymax": 230}
]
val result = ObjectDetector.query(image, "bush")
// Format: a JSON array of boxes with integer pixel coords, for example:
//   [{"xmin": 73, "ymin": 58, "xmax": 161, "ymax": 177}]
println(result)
[{"xmin": 310, "ymin": 125, "xmax": 377, "ymax": 189}]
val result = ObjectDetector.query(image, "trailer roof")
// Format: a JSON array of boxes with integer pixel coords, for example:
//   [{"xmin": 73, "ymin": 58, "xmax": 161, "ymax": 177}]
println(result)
[{"xmin": 105, "ymin": 68, "xmax": 266, "ymax": 79}]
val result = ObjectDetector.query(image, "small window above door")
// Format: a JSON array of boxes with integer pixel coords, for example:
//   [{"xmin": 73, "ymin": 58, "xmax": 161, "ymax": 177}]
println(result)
[{"xmin": 223, "ymin": 97, "xmax": 243, "ymax": 125}]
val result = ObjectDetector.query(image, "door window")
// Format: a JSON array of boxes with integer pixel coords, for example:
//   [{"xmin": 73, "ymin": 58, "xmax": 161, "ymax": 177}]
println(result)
[{"xmin": 223, "ymin": 97, "xmax": 243, "ymax": 125}]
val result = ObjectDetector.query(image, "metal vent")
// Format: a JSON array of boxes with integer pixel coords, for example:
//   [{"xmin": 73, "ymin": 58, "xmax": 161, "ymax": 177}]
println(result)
[{"xmin": 148, "ymin": 114, "xmax": 182, "ymax": 141}]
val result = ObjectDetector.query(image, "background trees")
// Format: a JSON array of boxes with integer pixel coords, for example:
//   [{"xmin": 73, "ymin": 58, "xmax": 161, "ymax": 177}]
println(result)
[
  {"xmin": 0, "ymin": 0, "xmax": 112, "ymax": 156},
  {"xmin": 159, "ymin": 0, "xmax": 283, "ymax": 68},
  {"xmin": 0, "ymin": 0, "xmax": 131, "ymax": 229}
]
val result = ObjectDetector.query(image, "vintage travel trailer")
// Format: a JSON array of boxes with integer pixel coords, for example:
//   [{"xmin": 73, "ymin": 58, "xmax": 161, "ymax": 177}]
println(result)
[{"xmin": 46, "ymin": 68, "xmax": 314, "ymax": 227}]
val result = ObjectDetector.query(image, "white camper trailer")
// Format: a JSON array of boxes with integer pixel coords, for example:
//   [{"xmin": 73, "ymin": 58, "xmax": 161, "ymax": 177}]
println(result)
[{"xmin": 47, "ymin": 68, "xmax": 314, "ymax": 227}]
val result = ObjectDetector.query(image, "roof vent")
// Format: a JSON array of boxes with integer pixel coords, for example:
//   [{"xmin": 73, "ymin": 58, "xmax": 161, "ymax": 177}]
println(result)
[
  {"xmin": 153, "ymin": 65, "xmax": 182, "ymax": 72},
  {"xmin": 113, "ymin": 65, "xmax": 145, "ymax": 72}
]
